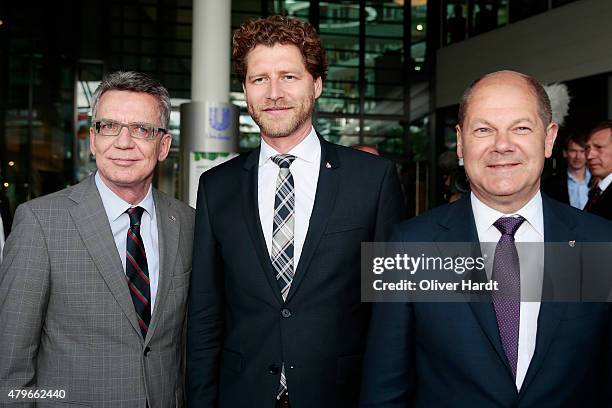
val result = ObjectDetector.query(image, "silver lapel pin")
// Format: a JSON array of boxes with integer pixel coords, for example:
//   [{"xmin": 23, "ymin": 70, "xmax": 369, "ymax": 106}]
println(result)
[
  {"xmin": 169, "ymin": 215, "xmax": 176, "ymax": 222},
  {"xmin": 568, "ymin": 240, "xmax": 575, "ymax": 248},
  {"xmin": 325, "ymin": 162, "xmax": 331, "ymax": 169}
]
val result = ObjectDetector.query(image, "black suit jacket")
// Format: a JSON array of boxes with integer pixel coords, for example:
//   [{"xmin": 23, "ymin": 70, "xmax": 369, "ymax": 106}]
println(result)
[
  {"xmin": 187, "ymin": 138, "xmax": 404, "ymax": 408},
  {"xmin": 587, "ymin": 184, "xmax": 612, "ymax": 220},
  {"xmin": 360, "ymin": 194, "xmax": 612, "ymax": 407}
]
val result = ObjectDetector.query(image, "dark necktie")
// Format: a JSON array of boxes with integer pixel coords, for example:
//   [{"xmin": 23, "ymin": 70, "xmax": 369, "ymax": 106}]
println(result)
[
  {"xmin": 270, "ymin": 154, "xmax": 296, "ymax": 402},
  {"xmin": 126, "ymin": 206, "xmax": 151, "ymax": 339},
  {"xmin": 492, "ymin": 215, "xmax": 525, "ymax": 379},
  {"xmin": 585, "ymin": 186, "xmax": 602, "ymax": 211}
]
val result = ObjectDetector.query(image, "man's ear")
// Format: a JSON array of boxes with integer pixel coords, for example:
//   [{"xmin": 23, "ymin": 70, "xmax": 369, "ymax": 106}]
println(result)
[
  {"xmin": 89, "ymin": 126, "xmax": 97, "ymax": 157},
  {"xmin": 314, "ymin": 77, "xmax": 322, "ymax": 99},
  {"xmin": 157, "ymin": 133, "xmax": 172, "ymax": 162},
  {"xmin": 544, "ymin": 122, "xmax": 559, "ymax": 158},
  {"xmin": 456, "ymin": 125, "xmax": 464, "ymax": 159}
]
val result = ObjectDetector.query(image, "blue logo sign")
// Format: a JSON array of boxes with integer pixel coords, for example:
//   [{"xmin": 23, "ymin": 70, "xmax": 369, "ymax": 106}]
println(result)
[{"xmin": 209, "ymin": 106, "xmax": 231, "ymax": 131}]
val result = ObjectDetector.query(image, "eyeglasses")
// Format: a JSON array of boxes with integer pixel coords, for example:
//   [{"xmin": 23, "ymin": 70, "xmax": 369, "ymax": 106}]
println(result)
[{"xmin": 93, "ymin": 119, "xmax": 167, "ymax": 140}]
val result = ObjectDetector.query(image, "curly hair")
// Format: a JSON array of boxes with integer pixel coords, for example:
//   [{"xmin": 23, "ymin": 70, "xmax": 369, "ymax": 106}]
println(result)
[{"xmin": 232, "ymin": 15, "xmax": 328, "ymax": 82}]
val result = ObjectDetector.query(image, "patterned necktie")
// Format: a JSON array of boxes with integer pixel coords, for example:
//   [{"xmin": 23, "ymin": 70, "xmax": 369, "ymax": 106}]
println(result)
[
  {"xmin": 126, "ymin": 206, "xmax": 151, "ymax": 339},
  {"xmin": 585, "ymin": 186, "xmax": 602, "ymax": 211},
  {"xmin": 271, "ymin": 154, "xmax": 296, "ymax": 402},
  {"xmin": 492, "ymin": 215, "xmax": 525, "ymax": 379}
]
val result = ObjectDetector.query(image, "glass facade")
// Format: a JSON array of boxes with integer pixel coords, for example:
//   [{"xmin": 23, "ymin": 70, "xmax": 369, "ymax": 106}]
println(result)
[
  {"xmin": 441, "ymin": 0, "xmax": 580, "ymax": 46},
  {"xmin": 0, "ymin": 0, "xmax": 596, "ymax": 229}
]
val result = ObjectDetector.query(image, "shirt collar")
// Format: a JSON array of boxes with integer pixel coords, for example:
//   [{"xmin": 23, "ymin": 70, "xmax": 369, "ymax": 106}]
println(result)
[
  {"xmin": 258, "ymin": 126, "xmax": 320, "ymax": 167},
  {"xmin": 567, "ymin": 168, "xmax": 591, "ymax": 184},
  {"xmin": 471, "ymin": 191, "xmax": 544, "ymax": 239},
  {"xmin": 95, "ymin": 171, "xmax": 154, "ymax": 222},
  {"xmin": 598, "ymin": 172, "xmax": 612, "ymax": 191}
]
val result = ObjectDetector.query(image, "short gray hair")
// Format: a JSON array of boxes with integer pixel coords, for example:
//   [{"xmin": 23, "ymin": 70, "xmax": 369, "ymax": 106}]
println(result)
[{"xmin": 91, "ymin": 71, "xmax": 171, "ymax": 129}]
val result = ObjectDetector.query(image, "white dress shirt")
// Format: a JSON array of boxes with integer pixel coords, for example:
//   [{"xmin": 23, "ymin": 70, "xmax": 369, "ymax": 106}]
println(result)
[
  {"xmin": 258, "ymin": 127, "xmax": 321, "ymax": 270},
  {"xmin": 597, "ymin": 172, "xmax": 612, "ymax": 192},
  {"xmin": 95, "ymin": 172, "xmax": 160, "ymax": 312},
  {"xmin": 471, "ymin": 192, "xmax": 544, "ymax": 391}
]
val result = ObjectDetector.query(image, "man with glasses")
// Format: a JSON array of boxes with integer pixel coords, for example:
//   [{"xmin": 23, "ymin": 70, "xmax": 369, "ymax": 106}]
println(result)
[{"xmin": 0, "ymin": 71, "xmax": 194, "ymax": 407}]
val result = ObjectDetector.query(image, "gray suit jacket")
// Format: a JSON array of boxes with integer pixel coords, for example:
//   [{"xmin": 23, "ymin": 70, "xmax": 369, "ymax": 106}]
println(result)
[{"xmin": 0, "ymin": 175, "xmax": 195, "ymax": 408}]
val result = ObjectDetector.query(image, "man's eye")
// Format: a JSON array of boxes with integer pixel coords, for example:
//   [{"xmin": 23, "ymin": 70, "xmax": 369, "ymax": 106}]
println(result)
[
  {"xmin": 100, "ymin": 122, "xmax": 119, "ymax": 132},
  {"xmin": 284, "ymin": 75, "xmax": 296, "ymax": 80},
  {"xmin": 515, "ymin": 126, "xmax": 532, "ymax": 133},
  {"xmin": 252, "ymin": 77, "xmax": 265, "ymax": 84},
  {"xmin": 132, "ymin": 126, "xmax": 150, "ymax": 136}
]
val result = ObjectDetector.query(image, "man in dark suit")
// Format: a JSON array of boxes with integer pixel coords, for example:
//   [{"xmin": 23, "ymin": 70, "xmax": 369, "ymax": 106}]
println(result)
[
  {"xmin": 186, "ymin": 16, "xmax": 403, "ymax": 408},
  {"xmin": 0, "ymin": 71, "xmax": 195, "ymax": 407},
  {"xmin": 360, "ymin": 71, "xmax": 612, "ymax": 407},
  {"xmin": 542, "ymin": 134, "xmax": 591, "ymax": 208},
  {"xmin": 585, "ymin": 121, "xmax": 612, "ymax": 219}
]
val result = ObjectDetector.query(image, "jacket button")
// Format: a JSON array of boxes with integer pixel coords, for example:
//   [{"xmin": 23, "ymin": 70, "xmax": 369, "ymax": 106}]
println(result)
[
  {"xmin": 144, "ymin": 346, "xmax": 151, "ymax": 356},
  {"xmin": 281, "ymin": 308, "xmax": 292, "ymax": 318},
  {"xmin": 268, "ymin": 364, "xmax": 280, "ymax": 375}
]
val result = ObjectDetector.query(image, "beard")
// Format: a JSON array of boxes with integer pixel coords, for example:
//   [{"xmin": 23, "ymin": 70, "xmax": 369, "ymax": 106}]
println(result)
[{"xmin": 248, "ymin": 94, "xmax": 315, "ymax": 139}]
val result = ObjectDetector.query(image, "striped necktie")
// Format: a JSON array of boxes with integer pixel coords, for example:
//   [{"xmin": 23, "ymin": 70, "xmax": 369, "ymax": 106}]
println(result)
[
  {"xmin": 271, "ymin": 154, "xmax": 296, "ymax": 402},
  {"xmin": 126, "ymin": 206, "xmax": 151, "ymax": 339}
]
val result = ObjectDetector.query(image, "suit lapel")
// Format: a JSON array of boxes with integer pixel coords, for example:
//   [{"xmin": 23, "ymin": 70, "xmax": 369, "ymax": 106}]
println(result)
[
  {"xmin": 439, "ymin": 197, "xmax": 512, "ymax": 375},
  {"xmin": 285, "ymin": 140, "xmax": 340, "ymax": 303},
  {"xmin": 519, "ymin": 197, "xmax": 571, "ymax": 395},
  {"xmin": 68, "ymin": 176, "xmax": 141, "ymax": 338},
  {"xmin": 242, "ymin": 149, "xmax": 284, "ymax": 305},
  {"xmin": 144, "ymin": 190, "xmax": 180, "ymax": 345}
]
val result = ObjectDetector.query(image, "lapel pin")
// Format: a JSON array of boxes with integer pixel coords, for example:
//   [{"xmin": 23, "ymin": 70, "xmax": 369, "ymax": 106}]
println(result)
[
  {"xmin": 169, "ymin": 215, "xmax": 176, "ymax": 222},
  {"xmin": 325, "ymin": 162, "xmax": 331, "ymax": 168},
  {"xmin": 568, "ymin": 240, "xmax": 575, "ymax": 248}
]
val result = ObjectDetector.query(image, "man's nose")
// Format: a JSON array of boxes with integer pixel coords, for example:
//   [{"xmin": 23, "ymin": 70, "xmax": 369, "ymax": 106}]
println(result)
[
  {"xmin": 586, "ymin": 148, "xmax": 596, "ymax": 160},
  {"xmin": 113, "ymin": 126, "xmax": 135, "ymax": 148},
  {"xmin": 492, "ymin": 129, "xmax": 514, "ymax": 152},
  {"xmin": 266, "ymin": 79, "xmax": 284, "ymax": 100}
]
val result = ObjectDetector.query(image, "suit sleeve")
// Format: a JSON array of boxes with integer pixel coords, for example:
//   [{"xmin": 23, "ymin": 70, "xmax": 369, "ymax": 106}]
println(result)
[
  {"xmin": 373, "ymin": 161, "xmax": 405, "ymax": 241},
  {"xmin": 360, "ymin": 225, "xmax": 414, "ymax": 408},
  {"xmin": 186, "ymin": 174, "xmax": 225, "ymax": 407},
  {"xmin": 0, "ymin": 204, "xmax": 50, "ymax": 406}
]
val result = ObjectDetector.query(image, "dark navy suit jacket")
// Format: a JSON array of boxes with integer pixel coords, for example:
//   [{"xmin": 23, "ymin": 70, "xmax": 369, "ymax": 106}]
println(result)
[
  {"xmin": 360, "ymin": 194, "xmax": 612, "ymax": 408},
  {"xmin": 187, "ymin": 138, "xmax": 404, "ymax": 408}
]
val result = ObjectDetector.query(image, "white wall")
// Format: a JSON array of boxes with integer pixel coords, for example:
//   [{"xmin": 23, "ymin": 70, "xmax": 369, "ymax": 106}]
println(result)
[{"xmin": 436, "ymin": 0, "xmax": 612, "ymax": 108}]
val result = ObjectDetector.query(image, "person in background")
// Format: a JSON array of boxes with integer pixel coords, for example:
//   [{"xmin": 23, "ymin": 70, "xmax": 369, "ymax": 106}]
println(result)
[
  {"xmin": 0, "ymin": 213, "xmax": 4, "ymax": 263},
  {"xmin": 446, "ymin": 4, "xmax": 467, "ymax": 44},
  {"xmin": 584, "ymin": 120, "xmax": 612, "ymax": 219},
  {"xmin": 543, "ymin": 134, "xmax": 591, "ymax": 209},
  {"xmin": 351, "ymin": 144, "xmax": 380, "ymax": 156}
]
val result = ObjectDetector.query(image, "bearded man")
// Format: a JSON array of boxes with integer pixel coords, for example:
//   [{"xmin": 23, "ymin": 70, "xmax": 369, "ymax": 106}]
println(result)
[{"xmin": 186, "ymin": 15, "xmax": 404, "ymax": 408}]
